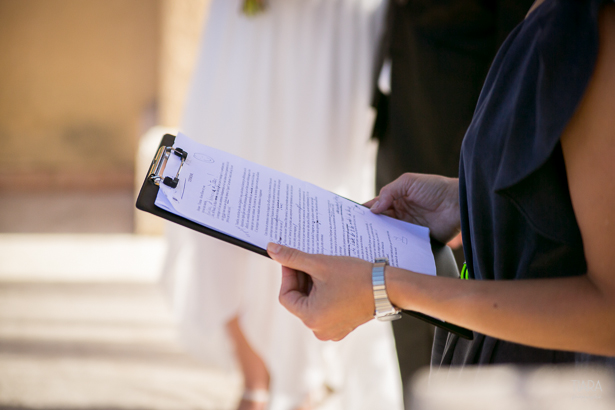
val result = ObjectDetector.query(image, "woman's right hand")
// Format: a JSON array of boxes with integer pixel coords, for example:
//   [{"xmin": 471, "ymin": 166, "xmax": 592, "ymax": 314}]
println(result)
[{"xmin": 364, "ymin": 173, "xmax": 461, "ymax": 244}]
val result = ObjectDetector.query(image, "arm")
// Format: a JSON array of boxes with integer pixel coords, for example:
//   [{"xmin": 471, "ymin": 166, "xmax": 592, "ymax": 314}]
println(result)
[
  {"xmin": 269, "ymin": 4, "xmax": 615, "ymax": 355},
  {"xmin": 399, "ymin": 2, "xmax": 615, "ymax": 355},
  {"xmin": 266, "ymin": 172, "xmax": 462, "ymax": 341}
]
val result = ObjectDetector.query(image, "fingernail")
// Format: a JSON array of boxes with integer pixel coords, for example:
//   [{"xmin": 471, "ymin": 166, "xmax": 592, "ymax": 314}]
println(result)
[
  {"xmin": 370, "ymin": 200, "xmax": 380, "ymax": 212},
  {"xmin": 267, "ymin": 242, "xmax": 282, "ymax": 254}
]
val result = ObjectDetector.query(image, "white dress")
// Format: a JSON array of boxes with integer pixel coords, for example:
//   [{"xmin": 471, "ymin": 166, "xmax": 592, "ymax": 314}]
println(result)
[{"xmin": 161, "ymin": 1, "xmax": 403, "ymax": 409}]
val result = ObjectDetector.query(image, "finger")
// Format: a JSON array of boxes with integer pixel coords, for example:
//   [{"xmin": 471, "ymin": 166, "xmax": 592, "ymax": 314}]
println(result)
[
  {"xmin": 279, "ymin": 266, "xmax": 309, "ymax": 318},
  {"xmin": 372, "ymin": 173, "xmax": 416, "ymax": 213},
  {"xmin": 267, "ymin": 243, "xmax": 318, "ymax": 274},
  {"xmin": 365, "ymin": 198, "xmax": 396, "ymax": 217},
  {"xmin": 363, "ymin": 197, "xmax": 379, "ymax": 208},
  {"xmin": 370, "ymin": 189, "xmax": 393, "ymax": 214},
  {"xmin": 370, "ymin": 181, "xmax": 401, "ymax": 214}
]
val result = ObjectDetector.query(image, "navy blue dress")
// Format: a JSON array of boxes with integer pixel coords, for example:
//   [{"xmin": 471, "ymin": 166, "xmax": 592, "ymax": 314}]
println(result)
[{"xmin": 431, "ymin": 0, "xmax": 614, "ymax": 367}]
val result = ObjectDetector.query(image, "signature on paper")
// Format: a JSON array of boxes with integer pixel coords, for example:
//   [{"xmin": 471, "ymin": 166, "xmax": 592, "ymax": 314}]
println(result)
[
  {"xmin": 236, "ymin": 226, "xmax": 250, "ymax": 237},
  {"xmin": 194, "ymin": 153, "xmax": 215, "ymax": 163}
]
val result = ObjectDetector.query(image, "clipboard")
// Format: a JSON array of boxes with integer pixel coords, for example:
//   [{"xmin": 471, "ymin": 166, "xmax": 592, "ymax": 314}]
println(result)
[
  {"xmin": 136, "ymin": 134, "xmax": 474, "ymax": 340},
  {"xmin": 136, "ymin": 134, "xmax": 269, "ymax": 258}
]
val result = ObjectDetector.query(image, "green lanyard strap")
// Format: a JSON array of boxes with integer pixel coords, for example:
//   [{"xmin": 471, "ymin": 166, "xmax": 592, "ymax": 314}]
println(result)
[{"xmin": 460, "ymin": 262, "xmax": 469, "ymax": 280}]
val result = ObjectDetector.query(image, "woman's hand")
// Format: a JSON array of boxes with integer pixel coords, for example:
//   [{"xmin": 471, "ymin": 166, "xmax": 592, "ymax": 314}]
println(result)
[
  {"xmin": 365, "ymin": 173, "xmax": 461, "ymax": 244},
  {"xmin": 267, "ymin": 243, "xmax": 374, "ymax": 341}
]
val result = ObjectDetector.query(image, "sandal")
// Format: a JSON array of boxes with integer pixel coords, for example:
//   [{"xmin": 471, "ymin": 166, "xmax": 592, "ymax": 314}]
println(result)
[{"xmin": 241, "ymin": 388, "xmax": 270, "ymax": 403}]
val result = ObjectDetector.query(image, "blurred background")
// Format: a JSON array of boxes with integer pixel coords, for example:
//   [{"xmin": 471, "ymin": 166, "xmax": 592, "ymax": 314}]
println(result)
[
  {"xmin": 1, "ymin": 1, "xmax": 614, "ymax": 410},
  {"xmin": 0, "ymin": 1, "xmax": 244, "ymax": 408},
  {"xmin": 0, "ymin": 0, "xmax": 203, "ymax": 230}
]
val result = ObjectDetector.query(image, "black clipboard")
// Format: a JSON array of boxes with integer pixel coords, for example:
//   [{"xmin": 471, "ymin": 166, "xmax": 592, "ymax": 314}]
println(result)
[{"xmin": 136, "ymin": 134, "xmax": 474, "ymax": 340}]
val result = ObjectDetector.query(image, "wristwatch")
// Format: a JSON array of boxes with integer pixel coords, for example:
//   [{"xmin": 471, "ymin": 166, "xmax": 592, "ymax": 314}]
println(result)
[{"xmin": 372, "ymin": 257, "xmax": 402, "ymax": 321}]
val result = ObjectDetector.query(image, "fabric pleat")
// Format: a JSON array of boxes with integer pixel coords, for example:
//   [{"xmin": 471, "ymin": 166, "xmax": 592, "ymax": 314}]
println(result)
[{"xmin": 161, "ymin": 1, "xmax": 403, "ymax": 409}]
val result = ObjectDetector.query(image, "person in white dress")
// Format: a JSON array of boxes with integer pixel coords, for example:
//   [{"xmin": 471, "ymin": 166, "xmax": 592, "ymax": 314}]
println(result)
[{"xmin": 161, "ymin": 1, "xmax": 403, "ymax": 409}]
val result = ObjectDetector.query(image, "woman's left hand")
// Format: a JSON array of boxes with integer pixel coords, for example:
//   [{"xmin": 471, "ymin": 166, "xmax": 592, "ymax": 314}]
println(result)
[{"xmin": 267, "ymin": 243, "xmax": 374, "ymax": 341}]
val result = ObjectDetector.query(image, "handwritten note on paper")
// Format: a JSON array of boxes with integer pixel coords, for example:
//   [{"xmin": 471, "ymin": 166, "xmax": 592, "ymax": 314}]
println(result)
[{"xmin": 156, "ymin": 133, "xmax": 436, "ymax": 275}]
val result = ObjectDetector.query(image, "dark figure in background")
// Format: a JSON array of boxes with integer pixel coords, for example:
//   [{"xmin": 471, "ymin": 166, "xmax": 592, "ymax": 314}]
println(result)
[{"xmin": 371, "ymin": 0, "xmax": 535, "ymax": 405}]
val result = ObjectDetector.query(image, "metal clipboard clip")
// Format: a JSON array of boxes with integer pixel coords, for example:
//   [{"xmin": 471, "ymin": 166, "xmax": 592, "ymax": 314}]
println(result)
[{"xmin": 148, "ymin": 146, "xmax": 188, "ymax": 188}]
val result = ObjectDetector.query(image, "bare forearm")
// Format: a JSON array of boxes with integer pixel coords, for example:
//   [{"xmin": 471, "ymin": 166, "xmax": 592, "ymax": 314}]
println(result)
[{"xmin": 387, "ymin": 268, "xmax": 615, "ymax": 356}]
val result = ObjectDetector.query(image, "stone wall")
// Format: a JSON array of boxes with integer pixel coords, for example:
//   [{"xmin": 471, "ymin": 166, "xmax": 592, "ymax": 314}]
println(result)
[
  {"xmin": 159, "ymin": 0, "xmax": 209, "ymax": 128},
  {"xmin": 0, "ymin": 0, "xmax": 160, "ymax": 190}
]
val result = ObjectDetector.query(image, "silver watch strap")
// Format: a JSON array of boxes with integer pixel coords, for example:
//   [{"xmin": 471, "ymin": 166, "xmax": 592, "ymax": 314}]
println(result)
[{"xmin": 372, "ymin": 257, "xmax": 402, "ymax": 321}]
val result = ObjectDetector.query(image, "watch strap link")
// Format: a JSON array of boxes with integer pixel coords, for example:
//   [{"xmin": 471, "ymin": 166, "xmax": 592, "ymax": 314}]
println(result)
[{"xmin": 372, "ymin": 257, "xmax": 402, "ymax": 321}]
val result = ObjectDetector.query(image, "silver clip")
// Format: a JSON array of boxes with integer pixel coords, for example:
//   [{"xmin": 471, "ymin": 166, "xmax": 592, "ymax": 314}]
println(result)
[{"xmin": 148, "ymin": 146, "xmax": 188, "ymax": 188}]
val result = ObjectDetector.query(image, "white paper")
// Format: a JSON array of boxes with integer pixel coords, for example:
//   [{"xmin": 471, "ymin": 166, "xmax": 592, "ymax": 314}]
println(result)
[{"xmin": 156, "ymin": 133, "xmax": 436, "ymax": 275}]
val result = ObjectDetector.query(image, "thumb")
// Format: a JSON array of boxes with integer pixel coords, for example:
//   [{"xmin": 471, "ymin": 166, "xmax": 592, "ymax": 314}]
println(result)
[
  {"xmin": 371, "ymin": 174, "xmax": 412, "ymax": 213},
  {"xmin": 370, "ymin": 189, "xmax": 393, "ymax": 214},
  {"xmin": 267, "ymin": 243, "xmax": 316, "ymax": 273}
]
